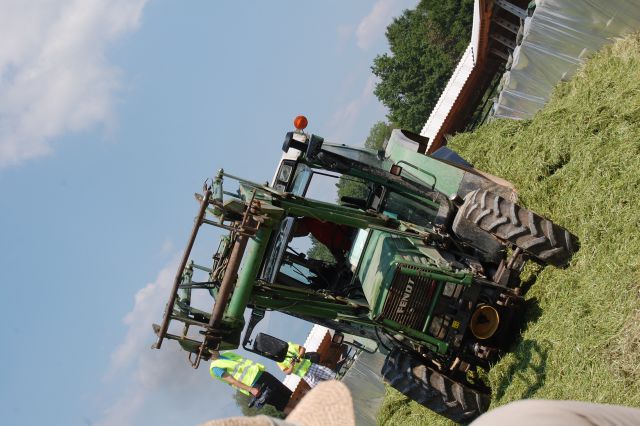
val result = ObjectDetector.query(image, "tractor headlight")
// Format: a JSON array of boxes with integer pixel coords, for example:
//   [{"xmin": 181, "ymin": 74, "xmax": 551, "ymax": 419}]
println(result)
[{"xmin": 277, "ymin": 164, "xmax": 293, "ymax": 183}]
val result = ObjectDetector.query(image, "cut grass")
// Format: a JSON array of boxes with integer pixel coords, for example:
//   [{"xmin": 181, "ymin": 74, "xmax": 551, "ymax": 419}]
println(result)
[{"xmin": 377, "ymin": 32, "xmax": 640, "ymax": 425}]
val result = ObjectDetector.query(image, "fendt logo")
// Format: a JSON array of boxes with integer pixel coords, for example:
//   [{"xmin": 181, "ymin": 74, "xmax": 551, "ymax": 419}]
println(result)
[{"xmin": 396, "ymin": 278, "xmax": 414, "ymax": 315}]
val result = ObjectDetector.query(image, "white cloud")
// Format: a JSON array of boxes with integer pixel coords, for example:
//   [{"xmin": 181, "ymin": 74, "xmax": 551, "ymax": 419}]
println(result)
[
  {"xmin": 356, "ymin": 0, "xmax": 402, "ymax": 50},
  {"xmin": 107, "ymin": 260, "xmax": 176, "ymax": 376},
  {"xmin": 327, "ymin": 74, "xmax": 378, "ymax": 141},
  {"xmin": 0, "ymin": 0, "xmax": 147, "ymax": 168},
  {"xmin": 98, "ymin": 257, "xmax": 215, "ymax": 426},
  {"xmin": 95, "ymin": 254, "xmax": 230, "ymax": 426}
]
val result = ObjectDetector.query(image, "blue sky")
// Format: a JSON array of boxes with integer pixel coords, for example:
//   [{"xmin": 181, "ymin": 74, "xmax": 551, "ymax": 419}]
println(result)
[{"xmin": 0, "ymin": 1, "xmax": 417, "ymax": 425}]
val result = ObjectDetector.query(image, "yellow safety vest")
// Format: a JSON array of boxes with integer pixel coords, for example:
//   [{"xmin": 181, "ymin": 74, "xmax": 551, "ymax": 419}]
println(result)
[
  {"xmin": 277, "ymin": 342, "xmax": 311, "ymax": 378},
  {"xmin": 210, "ymin": 352, "xmax": 265, "ymax": 396}
]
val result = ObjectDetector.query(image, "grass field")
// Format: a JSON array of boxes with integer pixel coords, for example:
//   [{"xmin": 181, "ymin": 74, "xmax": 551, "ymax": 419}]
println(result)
[{"xmin": 378, "ymin": 32, "xmax": 640, "ymax": 425}]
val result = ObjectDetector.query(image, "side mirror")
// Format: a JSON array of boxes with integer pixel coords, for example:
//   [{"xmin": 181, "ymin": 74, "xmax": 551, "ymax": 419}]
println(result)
[
  {"xmin": 305, "ymin": 134, "xmax": 324, "ymax": 158},
  {"xmin": 253, "ymin": 333, "xmax": 289, "ymax": 362}
]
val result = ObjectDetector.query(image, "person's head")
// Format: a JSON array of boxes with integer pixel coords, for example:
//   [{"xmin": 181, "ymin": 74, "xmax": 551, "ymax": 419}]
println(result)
[{"xmin": 209, "ymin": 350, "xmax": 220, "ymax": 360}]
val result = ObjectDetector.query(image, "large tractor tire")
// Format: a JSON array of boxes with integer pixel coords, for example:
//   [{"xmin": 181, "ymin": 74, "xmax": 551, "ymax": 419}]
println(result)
[
  {"xmin": 381, "ymin": 348, "xmax": 490, "ymax": 424},
  {"xmin": 458, "ymin": 189, "xmax": 578, "ymax": 268}
]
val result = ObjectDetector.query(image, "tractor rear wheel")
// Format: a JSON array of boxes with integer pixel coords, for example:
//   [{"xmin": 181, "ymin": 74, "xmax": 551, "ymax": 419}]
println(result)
[
  {"xmin": 459, "ymin": 189, "xmax": 578, "ymax": 268},
  {"xmin": 381, "ymin": 348, "xmax": 490, "ymax": 423}
]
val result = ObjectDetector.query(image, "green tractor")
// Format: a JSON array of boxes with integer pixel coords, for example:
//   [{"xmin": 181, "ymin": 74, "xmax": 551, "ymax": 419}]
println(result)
[{"xmin": 152, "ymin": 119, "xmax": 578, "ymax": 422}]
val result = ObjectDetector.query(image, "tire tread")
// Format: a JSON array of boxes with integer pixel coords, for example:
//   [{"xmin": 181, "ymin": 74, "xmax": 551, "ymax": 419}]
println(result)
[
  {"xmin": 458, "ymin": 189, "xmax": 578, "ymax": 267},
  {"xmin": 382, "ymin": 349, "xmax": 489, "ymax": 423}
]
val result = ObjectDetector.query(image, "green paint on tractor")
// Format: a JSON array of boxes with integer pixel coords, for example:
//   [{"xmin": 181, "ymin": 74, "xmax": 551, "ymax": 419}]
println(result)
[{"xmin": 152, "ymin": 123, "xmax": 579, "ymax": 423}]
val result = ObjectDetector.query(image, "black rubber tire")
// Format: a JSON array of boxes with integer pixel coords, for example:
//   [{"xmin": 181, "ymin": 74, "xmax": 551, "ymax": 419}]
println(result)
[
  {"xmin": 381, "ymin": 348, "xmax": 490, "ymax": 423},
  {"xmin": 458, "ymin": 189, "xmax": 578, "ymax": 268}
]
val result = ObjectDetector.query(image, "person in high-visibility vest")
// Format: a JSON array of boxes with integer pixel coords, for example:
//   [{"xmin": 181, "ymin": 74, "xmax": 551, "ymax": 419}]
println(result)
[
  {"xmin": 277, "ymin": 342, "xmax": 336, "ymax": 388},
  {"xmin": 210, "ymin": 351, "xmax": 292, "ymax": 412}
]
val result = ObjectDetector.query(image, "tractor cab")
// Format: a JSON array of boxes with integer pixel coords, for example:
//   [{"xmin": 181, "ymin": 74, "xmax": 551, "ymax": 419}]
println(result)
[{"xmin": 259, "ymin": 215, "xmax": 355, "ymax": 292}]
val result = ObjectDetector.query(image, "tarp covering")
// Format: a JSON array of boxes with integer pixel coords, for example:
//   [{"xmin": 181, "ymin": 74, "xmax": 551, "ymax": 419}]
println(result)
[
  {"xmin": 340, "ymin": 351, "xmax": 387, "ymax": 426},
  {"xmin": 493, "ymin": 0, "xmax": 640, "ymax": 119}
]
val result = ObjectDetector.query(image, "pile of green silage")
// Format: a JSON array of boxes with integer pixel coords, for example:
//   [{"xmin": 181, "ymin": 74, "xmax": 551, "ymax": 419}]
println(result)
[{"xmin": 378, "ymin": 32, "xmax": 640, "ymax": 425}]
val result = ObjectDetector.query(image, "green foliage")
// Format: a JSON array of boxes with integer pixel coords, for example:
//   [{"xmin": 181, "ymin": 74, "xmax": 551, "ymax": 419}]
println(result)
[
  {"xmin": 335, "ymin": 121, "xmax": 394, "ymax": 202},
  {"xmin": 378, "ymin": 32, "xmax": 640, "ymax": 425},
  {"xmin": 372, "ymin": 0, "xmax": 473, "ymax": 132},
  {"xmin": 307, "ymin": 236, "xmax": 335, "ymax": 264},
  {"xmin": 232, "ymin": 391, "xmax": 285, "ymax": 419},
  {"xmin": 336, "ymin": 175, "xmax": 368, "ymax": 201},
  {"xmin": 364, "ymin": 121, "xmax": 394, "ymax": 150}
]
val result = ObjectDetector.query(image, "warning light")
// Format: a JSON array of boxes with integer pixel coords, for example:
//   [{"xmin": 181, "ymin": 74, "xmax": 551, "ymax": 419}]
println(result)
[{"xmin": 294, "ymin": 115, "xmax": 308, "ymax": 130}]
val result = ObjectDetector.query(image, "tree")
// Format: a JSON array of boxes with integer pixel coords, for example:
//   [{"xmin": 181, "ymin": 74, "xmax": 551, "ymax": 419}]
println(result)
[
  {"xmin": 307, "ymin": 236, "xmax": 335, "ymax": 263},
  {"xmin": 372, "ymin": 0, "xmax": 473, "ymax": 132},
  {"xmin": 336, "ymin": 175, "xmax": 369, "ymax": 201},
  {"xmin": 364, "ymin": 121, "xmax": 394, "ymax": 150}
]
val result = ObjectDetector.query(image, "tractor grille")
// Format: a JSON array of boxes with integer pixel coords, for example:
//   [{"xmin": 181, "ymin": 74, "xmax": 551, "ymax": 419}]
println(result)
[{"xmin": 380, "ymin": 264, "xmax": 438, "ymax": 330}]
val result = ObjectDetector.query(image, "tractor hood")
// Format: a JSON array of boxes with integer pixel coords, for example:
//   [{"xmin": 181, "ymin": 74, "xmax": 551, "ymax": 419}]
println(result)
[{"xmin": 355, "ymin": 230, "xmax": 472, "ymax": 320}]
